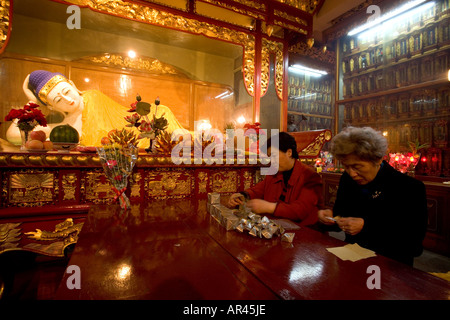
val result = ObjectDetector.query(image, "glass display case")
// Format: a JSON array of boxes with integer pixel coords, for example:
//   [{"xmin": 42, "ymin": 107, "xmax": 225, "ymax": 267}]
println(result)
[
  {"xmin": 337, "ymin": 0, "xmax": 450, "ymax": 177},
  {"xmin": 0, "ymin": 0, "xmax": 256, "ymax": 145},
  {"xmin": 287, "ymin": 69, "xmax": 334, "ymax": 134}
]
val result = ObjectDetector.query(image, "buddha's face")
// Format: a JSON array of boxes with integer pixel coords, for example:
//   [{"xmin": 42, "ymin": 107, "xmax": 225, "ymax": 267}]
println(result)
[{"xmin": 46, "ymin": 81, "xmax": 82, "ymax": 112}]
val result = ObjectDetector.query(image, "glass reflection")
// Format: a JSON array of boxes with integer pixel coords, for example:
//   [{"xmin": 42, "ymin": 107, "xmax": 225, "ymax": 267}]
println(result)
[
  {"xmin": 288, "ymin": 260, "xmax": 324, "ymax": 283},
  {"xmin": 116, "ymin": 263, "xmax": 132, "ymax": 281}
]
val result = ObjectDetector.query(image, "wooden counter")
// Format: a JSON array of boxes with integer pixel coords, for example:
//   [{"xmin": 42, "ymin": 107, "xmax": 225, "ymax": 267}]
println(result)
[{"xmin": 55, "ymin": 198, "xmax": 450, "ymax": 300}]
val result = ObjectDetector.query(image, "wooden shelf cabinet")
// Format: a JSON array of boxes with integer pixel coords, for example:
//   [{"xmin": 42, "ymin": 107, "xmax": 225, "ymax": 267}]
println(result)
[{"xmin": 337, "ymin": 0, "xmax": 450, "ymax": 178}]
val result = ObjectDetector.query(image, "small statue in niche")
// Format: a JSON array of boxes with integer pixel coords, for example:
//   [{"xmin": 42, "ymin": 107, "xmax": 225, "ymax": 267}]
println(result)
[
  {"xmin": 287, "ymin": 114, "xmax": 299, "ymax": 132},
  {"xmin": 361, "ymin": 54, "xmax": 367, "ymax": 69},
  {"xmin": 6, "ymin": 70, "xmax": 186, "ymax": 147},
  {"xmin": 377, "ymin": 47, "xmax": 383, "ymax": 63}
]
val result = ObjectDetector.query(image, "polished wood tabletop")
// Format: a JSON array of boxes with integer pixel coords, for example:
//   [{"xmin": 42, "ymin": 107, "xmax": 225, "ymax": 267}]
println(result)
[{"xmin": 55, "ymin": 197, "xmax": 450, "ymax": 300}]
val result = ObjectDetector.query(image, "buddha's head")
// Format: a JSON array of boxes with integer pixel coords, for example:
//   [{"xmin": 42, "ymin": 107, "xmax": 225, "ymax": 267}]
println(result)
[{"xmin": 24, "ymin": 70, "xmax": 83, "ymax": 113}]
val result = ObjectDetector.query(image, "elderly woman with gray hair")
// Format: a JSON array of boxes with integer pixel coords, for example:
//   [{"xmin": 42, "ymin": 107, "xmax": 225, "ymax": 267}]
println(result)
[{"xmin": 318, "ymin": 126, "xmax": 428, "ymax": 266}]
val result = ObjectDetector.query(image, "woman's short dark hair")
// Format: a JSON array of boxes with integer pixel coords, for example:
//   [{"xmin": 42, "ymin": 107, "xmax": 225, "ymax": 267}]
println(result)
[{"xmin": 263, "ymin": 131, "xmax": 299, "ymax": 159}]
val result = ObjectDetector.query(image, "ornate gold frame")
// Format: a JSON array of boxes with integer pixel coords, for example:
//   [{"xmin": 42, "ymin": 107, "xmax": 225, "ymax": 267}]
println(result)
[{"xmin": 262, "ymin": 38, "xmax": 284, "ymax": 100}]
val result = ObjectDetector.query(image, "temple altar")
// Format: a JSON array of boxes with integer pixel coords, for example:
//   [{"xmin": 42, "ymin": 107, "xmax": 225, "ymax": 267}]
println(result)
[
  {"xmin": 0, "ymin": 150, "xmax": 264, "ymax": 219},
  {"xmin": 0, "ymin": 128, "xmax": 332, "ymax": 218}
]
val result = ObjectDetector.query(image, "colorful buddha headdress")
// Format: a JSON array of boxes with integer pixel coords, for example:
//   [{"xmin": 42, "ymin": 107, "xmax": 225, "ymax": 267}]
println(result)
[{"xmin": 28, "ymin": 70, "xmax": 69, "ymax": 105}]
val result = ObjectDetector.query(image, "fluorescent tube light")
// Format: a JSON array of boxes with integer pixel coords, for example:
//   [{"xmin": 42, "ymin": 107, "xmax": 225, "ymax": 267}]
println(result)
[
  {"xmin": 289, "ymin": 65, "xmax": 328, "ymax": 77},
  {"xmin": 348, "ymin": 0, "xmax": 428, "ymax": 36}
]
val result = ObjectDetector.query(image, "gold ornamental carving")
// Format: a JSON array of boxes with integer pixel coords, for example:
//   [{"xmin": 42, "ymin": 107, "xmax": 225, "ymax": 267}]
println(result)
[
  {"xmin": 24, "ymin": 218, "xmax": 84, "ymax": 257},
  {"xmin": 273, "ymin": 9, "xmax": 307, "ymax": 27},
  {"xmin": 0, "ymin": 0, "xmax": 11, "ymax": 54},
  {"xmin": 242, "ymin": 170, "xmax": 254, "ymax": 190},
  {"xmin": 130, "ymin": 172, "xmax": 142, "ymax": 198},
  {"xmin": 64, "ymin": 0, "xmax": 256, "ymax": 96},
  {"xmin": 0, "ymin": 219, "xmax": 84, "ymax": 257},
  {"xmin": 0, "ymin": 222, "xmax": 21, "ymax": 254},
  {"xmin": 273, "ymin": 0, "xmax": 320, "ymax": 14},
  {"xmin": 298, "ymin": 130, "xmax": 332, "ymax": 157},
  {"xmin": 79, "ymin": 54, "xmax": 189, "ymax": 77},
  {"xmin": 290, "ymin": 41, "xmax": 336, "ymax": 67},
  {"xmin": 231, "ymin": 0, "xmax": 266, "ymax": 11},
  {"xmin": 261, "ymin": 38, "xmax": 284, "ymax": 100}
]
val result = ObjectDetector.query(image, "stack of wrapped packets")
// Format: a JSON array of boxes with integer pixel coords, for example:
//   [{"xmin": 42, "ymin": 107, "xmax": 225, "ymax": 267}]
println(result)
[{"xmin": 207, "ymin": 193, "xmax": 295, "ymax": 243}]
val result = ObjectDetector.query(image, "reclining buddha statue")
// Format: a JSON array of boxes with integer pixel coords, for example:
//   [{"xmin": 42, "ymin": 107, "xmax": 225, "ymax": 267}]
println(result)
[{"xmin": 6, "ymin": 70, "xmax": 187, "ymax": 147}]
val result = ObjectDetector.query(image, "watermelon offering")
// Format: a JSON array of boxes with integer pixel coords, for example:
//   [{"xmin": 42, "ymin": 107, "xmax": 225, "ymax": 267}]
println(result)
[
  {"xmin": 50, "ymin": 124, "xmax": 80, "ymax": 143},
  {"xmin": 50, "ymin": 124, "xmax": 80, "ymax": 152}
]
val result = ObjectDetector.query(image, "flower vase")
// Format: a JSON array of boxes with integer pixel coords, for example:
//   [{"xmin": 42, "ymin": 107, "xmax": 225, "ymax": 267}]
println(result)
[{"xmin": 20, "ymin": 129, "xmax": 32, "ymax": 150}]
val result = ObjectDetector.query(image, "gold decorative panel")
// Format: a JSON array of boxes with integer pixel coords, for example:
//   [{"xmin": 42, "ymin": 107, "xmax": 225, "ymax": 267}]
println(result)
[
  {"xmin": 242, "ymin": 170, "xmax": 254, "ymax": 190},
  {"xmin": 145, "ymin": 168, "xmax": 193, "ymax": 198},
  {"xmin": 61, "ymin": 173, "xmax": 77, "ymax": 201},
  {"xmin": 77, "ymin": 54, "xmax": 190, "ymax": 78},
  {"xmin": 84, "ymin": 172, "xmax": 115, "ymax": 202},
  {"xmin": 197, "ymin": 171, "xmax": 208, "ymax": 194},
  {"xmin": 211, "ymin": 170, "xmax": 238, "ymax": 193},
  {"xmin": 8, "ymin": 173, "xmax": 55, "ymax": 205}
]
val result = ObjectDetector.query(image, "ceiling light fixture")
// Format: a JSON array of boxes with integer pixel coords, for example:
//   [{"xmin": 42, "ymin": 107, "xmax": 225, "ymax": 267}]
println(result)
[{"xmin": 348, "ymin": 0, "xmax": 429, "ymax": 36}]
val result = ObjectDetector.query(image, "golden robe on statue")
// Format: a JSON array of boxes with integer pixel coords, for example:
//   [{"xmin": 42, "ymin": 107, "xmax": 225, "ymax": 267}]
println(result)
[{"xmin": 80, "ymin": 90, "xmax": 187, "ymax": 147}]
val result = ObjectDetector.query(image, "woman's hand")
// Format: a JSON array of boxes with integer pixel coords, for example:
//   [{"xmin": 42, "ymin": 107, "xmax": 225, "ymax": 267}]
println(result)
[
  {"xmin": 227, "ymin": 193, "xmax": 245, "ymax": 207},
  {"xmin": 318, "ymin": 209, "xmax": 335, "ymax": 225},
  {"xmin": 246, "ymin": 199, "xmax": 277, "ymax": 214},
  {"xmin": 337, "ymin": 217, "xmax": 364, "ymax": 236}
]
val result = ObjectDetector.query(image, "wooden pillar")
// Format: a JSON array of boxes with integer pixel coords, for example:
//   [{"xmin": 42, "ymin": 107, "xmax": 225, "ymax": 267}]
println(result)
[
  {"xmin": 253, "ymin": 20, "xmax": 262, "ymax": 123},
  {"xmin": 281, "ymin": 38, "xmax": 289, "ymax": 131}
]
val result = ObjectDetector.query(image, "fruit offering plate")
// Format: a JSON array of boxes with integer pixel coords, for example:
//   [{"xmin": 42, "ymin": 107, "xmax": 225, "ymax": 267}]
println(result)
[
  {"xmin": 52, "ymin": 142, "xmax": 79, "ymax": 152},
  {"xmin": 25, "ymin": 148, "xmax": 50, "ymax": 153},
  {"xmin": 75, "ymin": 146, "xmax": 97, "ymax": 153}
]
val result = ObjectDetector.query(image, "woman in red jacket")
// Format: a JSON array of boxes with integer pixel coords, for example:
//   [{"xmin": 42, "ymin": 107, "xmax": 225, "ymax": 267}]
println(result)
[{"xmin": 228, "ymin": 132, "xmax": 323, "ymax": 226}]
